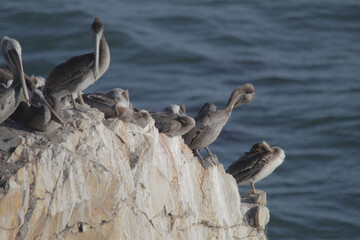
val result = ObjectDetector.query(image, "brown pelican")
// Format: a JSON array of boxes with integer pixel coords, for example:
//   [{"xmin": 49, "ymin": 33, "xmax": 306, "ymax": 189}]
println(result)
[
  {"xmin": 226, "ymin": 141, "xmax": 285, "ymax": 193},
  {"xmin": 12, "ymin": 89, "xmax": 64, "ymax": 131},
  {"xmin": 44, "ymin": 17, "xmax": 110, "ymax": 110},
  {"xmin": 83, "ymin": 88, "xmax": 132, "ymax": 121},
  {"xmin": 183, "ymin": 84, "xmax": 255, "ymax": 166},
  {"xmin": 0, "ymin": 36, "xmax": 29, "ymax": 124},
  {"xmin": 152, "ymin": 104, "xmax": 195, "ymax": 137},
  {"xmin": 131, "ymin": 108, "xmax": 151, "ymax": 129},
  {"xmin": 83, "ymin": 88, "xmax": 151, "ymax": 128}
]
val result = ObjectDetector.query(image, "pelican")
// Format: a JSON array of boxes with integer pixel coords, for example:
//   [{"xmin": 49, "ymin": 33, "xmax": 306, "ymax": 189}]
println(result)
[
  {"xmin": 152, "ymin": 104, "xmax": 195, "ymax": 137},
  {"xmin": 0, "ymin": 66, "xmax": 13, "ymax": 88},
  {"xmin": 12, "ymin": 89, "xmax": 64, "ymax": 131},
  {"xmin": 83, "ymin": 88, "xmax": 150, "ymax": 128},
  {"xmin": 183, "ymin": 84, "xmax": 255, "ymax": 166},
  {"xmin": 0, "ymin": 36, "xmax": 29, "ymax": 124},
  {"xmin": 83, "ymin": 88, "xmax": 132, "ymax": 122},
  {"xmin": 44, "ymin": 17, "xmax": 110, "ymax": 110},
  {"xmin": 226, "ymin": 141, "xmax": 285, "ymax": 193}
]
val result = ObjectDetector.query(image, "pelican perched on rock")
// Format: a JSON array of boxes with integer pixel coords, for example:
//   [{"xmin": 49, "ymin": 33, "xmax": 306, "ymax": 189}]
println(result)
[
  {"xmin": 152, "ymin": 104, "xmax": 195, "ymax": 137},
  {"xmin": 44, "ymin": 17, "xmax": 110, "ymax": 110},
  {"xmin": 226, "ymin": 141, "xmax": 285, "ymax": 193},
  {"xmin": 183, "ymin": 84, "xmax": 255, "ymax": 167},
  {"xmin": 12, "ymin": 88, "xmax": 64, "ymax": 131},
  {"xmin": 0, "ymin": 36, "xmax": 29, "ymax": 124},
  {"xmin": 83, "ymin": 88, "xmax": 151, "ymax": 128},
  {"xmin": 83, "ymin": 88, "xmax": 132, "ymax": 121}
]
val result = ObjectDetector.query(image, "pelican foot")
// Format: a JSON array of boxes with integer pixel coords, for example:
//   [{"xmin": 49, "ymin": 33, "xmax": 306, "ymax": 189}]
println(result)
[
  {"xmin": 73, "ymin": 103, "xmax": 91, "ymax": 112},
  {"xmin": 201, "ymin": 153, "xmax": 219, "ymax": 169}
]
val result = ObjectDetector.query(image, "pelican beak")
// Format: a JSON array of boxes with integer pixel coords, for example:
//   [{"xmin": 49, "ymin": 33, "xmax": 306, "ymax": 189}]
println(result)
[
  {"xmin": 179, "ymin": 104, "xmax": 187, "ymax": 116},
  {"xmin": 8, "ymin": 49, "xmax": 30, "ymax": 104},
  {"xmin": 123, "ymin": 89, "xmax": 130, "ymax": 102},
  {"xmin": 35, "ymin": 90, "xmax": 64, "ymax": 125},
  {"xmin": 93, "ymin": 29, "xmax": 103, "ymax": 80},
  {"xmin": 235, "ymin": 92, "xmax": 255, "ymax": 108}
]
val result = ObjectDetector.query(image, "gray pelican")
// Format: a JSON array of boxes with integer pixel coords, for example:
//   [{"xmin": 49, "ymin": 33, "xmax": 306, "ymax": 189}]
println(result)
[
  {"xmin": 0, "ymin": 36, "xmax": 29, "ymax": 124},
  {"xmin": 83, "ymin": 88, "xmax": 150, "ymax": 128},
  {"xmin": 12, "ymin": 89, "xmax": 64, "ymax": 131},
  {"xmin": 183, "ymin": 84, "xmax": 255, "ymax": 167},
  {"xmin": 152, "ymin": 104, "xmax": 195, "ymax": 137},
  {"xmin": 83, "ymin": 88, "xmax": 132, "ymax": 121},
  {"xmin": 44, "ymin": 17, "xmax": 110, "ymax": 110},
  {"xmin": 226, "ymin": 141, "xmax": 285, "ymax": 193}
]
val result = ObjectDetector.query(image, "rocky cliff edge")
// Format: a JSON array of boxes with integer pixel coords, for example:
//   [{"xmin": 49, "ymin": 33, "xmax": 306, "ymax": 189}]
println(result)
[{"xmin": 0, "ymin": 108, "xmax": 268, "ymax": 240}]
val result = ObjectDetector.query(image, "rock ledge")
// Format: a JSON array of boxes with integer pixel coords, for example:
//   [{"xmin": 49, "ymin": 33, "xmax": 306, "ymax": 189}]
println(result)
[{"xmin": 0, "ymin": 108, "xmax": 268, "ymax": 240}]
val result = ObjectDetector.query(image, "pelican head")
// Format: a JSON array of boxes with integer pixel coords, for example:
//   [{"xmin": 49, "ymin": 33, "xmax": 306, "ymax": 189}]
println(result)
[
  {"xmin": 250, "ymin": 141, "xmax": 272, "ymax": 153},
  {"xmin": 1, "ymin": 36, "xmax": 29, "ymax": 103},
  {"xmin": 164, "ymin": 104, "xmax": 180, "ymax": 114},
  {"xmin": 115, "ymin": 89, "xmax": 131, "ymax": 116},
  {"xmin": 227, "ymin": 83, "xmax": 255, "ymax": 109},
  {"xmin": 91, "ymin": 17, "xmax": 104, "ymax": 80}
]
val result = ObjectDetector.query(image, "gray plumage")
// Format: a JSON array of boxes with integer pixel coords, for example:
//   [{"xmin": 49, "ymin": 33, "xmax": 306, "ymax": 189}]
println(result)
[
  {"xmin": 12, "ymin": 91, "xmax": 64, "ymax": 132},
  {"xmin": 226, "ymin": 141, "xmax": 285, "ymax": 193},
  {"xmin": 183, "ymin": 83, "xmax": 255, "ymax": 154},
  {"xmin": 0, "ymin": 36, "xmax": 29, "ymax": 124},
  {"xmin": 152, "ymin": 104, "xmax": 195, "ymax": 137},
  {"xmin": 83, "ymin": 88, "xmax": 132, "ymax": 121},
  {"xmin": 83, "ymin": 88, "xmax": 150, "ymax": 128},
  {"xmin": 44, "ymin": 17, "xmax": 110, "ymax": 109}
]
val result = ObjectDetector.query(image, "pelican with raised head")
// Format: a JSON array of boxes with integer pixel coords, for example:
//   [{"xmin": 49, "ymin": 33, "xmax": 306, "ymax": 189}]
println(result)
[
  {"xmin": 226, "ymin": 141, "xmax": 285, "ymax": 193},
  {"xmin": 152, "ymin": 104, "xmax": 195, "ymax": 137},
  {"xmin": 183, "ymin": 84, "xmax": 255, "ymax": 167},
  {"xmin": 44, "ymin": 17, "xmax": 110, "ymax": 110},
  {"xmin": 0, "ymin": 36, "xmax": 29, "ymax": 124}
]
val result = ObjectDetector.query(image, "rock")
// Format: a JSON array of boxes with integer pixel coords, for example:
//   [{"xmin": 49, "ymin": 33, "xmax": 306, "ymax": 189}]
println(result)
[
  {"xmin": 240, "ymin": 190, "xmax": 270, "ymax": 233},
  {"xmin": 241, "ymin": 190, "xmax": 267, "ymax": 205},
  {"xmin": 0, "ymin": 107, "xmax": 268, "ymax": 240},
  {"xmin": 255, "ymin": 206, "xmax": 270, "ymax": 230}
]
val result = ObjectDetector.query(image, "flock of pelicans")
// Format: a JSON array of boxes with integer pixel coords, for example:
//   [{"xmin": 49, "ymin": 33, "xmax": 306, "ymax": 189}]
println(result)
[{"xmin": 0, "ymin": 17, "xmax": 285, "ymax": 193}]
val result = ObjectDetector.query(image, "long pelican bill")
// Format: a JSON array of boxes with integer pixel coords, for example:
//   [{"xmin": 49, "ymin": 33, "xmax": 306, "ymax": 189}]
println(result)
[
  {"xmin": 33, "ymin": 89, "xmax": 64, "ymax": 125},
  {"xmin": 93, "ymin": 29, "xmax": 103, "ymax": 80},
  {"xmin": 8, "ymin": 49, "xmax": 30, "ymax": 103}
]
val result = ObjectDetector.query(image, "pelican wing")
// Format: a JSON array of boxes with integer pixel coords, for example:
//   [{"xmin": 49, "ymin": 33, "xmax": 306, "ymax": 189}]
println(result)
[
  {"xmin": 226, "ymin": 151, "xmax": 271, "ymax": 184},
  {"xmin": 190, "ymin": 110, "xmax": 213, "ymax": 141},
  {"xmin": 152, "ymin": 113, "xmax": 180, "ymax": 134},
  {"xmin": 0, "ymin": 67, "xmax": 13, "ymax": 86},
  {"xmin": 46, "ymin": 53, "xmax": 94, "ymax": 90},
  {"xmin": 83, "ymin": 92, "xmax": 116, "ymax": 107}
]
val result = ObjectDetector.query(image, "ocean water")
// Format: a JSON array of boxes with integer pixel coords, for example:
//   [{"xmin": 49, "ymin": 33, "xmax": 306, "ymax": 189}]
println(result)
[{"xmin": 1, "ymin": 0, "xmax": 359, "ymax": 239}]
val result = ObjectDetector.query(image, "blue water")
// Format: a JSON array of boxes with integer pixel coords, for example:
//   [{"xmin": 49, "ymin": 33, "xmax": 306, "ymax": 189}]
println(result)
[{"xmin": 1, "ymin": 1, "xmax": 360, "ymax": 239}]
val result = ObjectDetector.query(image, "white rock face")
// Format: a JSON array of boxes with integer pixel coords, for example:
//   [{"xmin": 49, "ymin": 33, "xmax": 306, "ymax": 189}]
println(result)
[{"xmin": 0, "ymin": 108, "xmax": 267, "ymax": 240}]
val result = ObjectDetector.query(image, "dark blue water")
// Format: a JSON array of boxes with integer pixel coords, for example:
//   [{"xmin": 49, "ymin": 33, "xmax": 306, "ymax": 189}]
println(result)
[{"xmin": 1, "ymin": 1, "xmax": 359, "ymax": 239}]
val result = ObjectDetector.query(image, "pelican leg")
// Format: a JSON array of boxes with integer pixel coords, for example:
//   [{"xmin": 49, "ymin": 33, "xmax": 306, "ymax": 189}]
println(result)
[
  {"xmin": 71, "ymin": 93, "xmax": 89, "ymax": 112},
  {"xmin": 71, "ymin": 94, "xmax": 79, "ymax": 109},
  {"xmin": 78, "ymin": 91, "xmax": 85, "ymax": 105},
  {"xmin": 205, "ymin": 146, "xmax": 212, "ymax": 155},
  {"xmin": 204, "ymin": 146, "xmax": 219, "ymax": 167},
  {"xmin": 250, "ymin": 182, "xmax": 256, "ymax": 193},
  {"xmin": 194, "ymin": 149, "xmax": 203, "ymax": 160}
]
